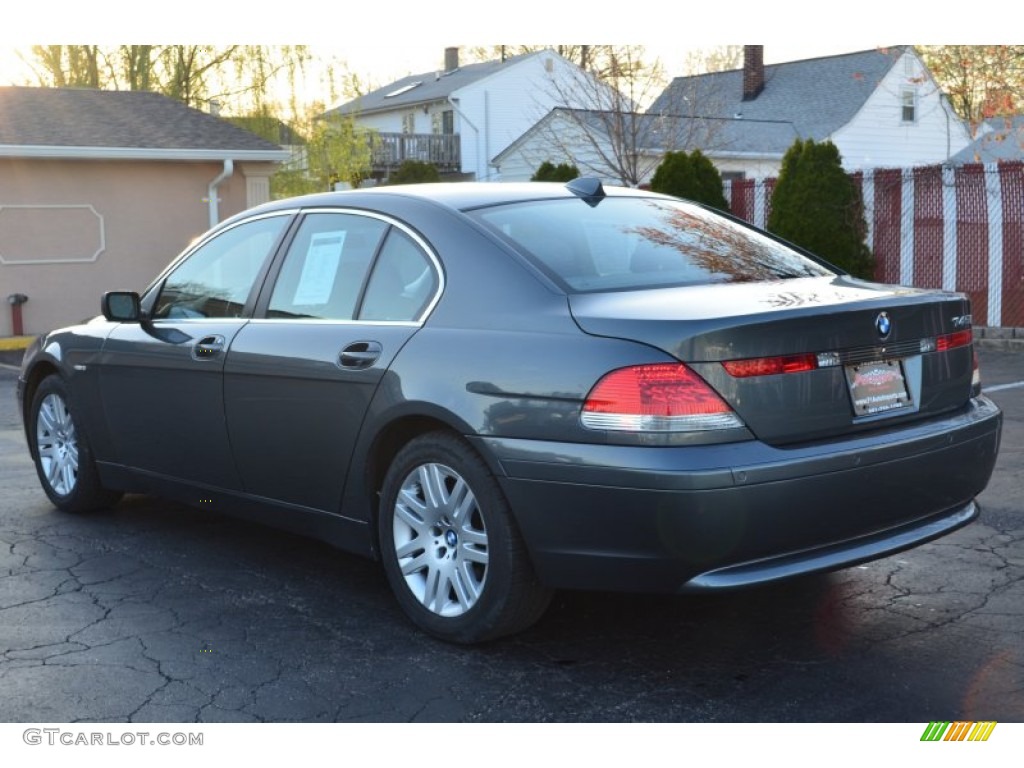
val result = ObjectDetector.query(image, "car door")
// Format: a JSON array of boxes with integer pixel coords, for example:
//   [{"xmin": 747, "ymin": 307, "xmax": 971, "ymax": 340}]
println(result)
[
  {"xmin": 223, "ymin": 209, "xmax": 442, "ymax": 513},
  {"xmin": 99, "ymin": 212, "xmax": 293, "ymax": 490}
]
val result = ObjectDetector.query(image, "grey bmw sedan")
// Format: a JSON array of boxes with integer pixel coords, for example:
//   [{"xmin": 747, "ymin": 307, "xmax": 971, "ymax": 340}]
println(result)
[{"xmin": 17, "ymin": 179, "xmax": 1002, "ymax": 643}]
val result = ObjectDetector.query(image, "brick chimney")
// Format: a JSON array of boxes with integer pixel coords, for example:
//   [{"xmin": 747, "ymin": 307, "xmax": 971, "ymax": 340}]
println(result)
[
  {"xmin": 444, "ymin": 47, "xmax": 459, "ymax": 73},
  {"xmin": 742, "ymin": 45, "xmax": 764, "ymax": 101}
]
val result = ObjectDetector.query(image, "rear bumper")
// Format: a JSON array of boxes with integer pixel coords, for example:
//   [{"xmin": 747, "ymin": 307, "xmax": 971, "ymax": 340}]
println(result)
[{"xmin": 478, "ymin": 395, "xmax": 1002, "ymax": 593}]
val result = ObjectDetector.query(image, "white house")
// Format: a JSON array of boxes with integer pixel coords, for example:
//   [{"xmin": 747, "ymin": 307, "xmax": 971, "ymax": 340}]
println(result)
[
  {"xmin": 492, "ymin": 107, "xmax": 798, "ymax": 185},
  {"xmin": 324, "ymin": 47, "xmax": 605, "ymax": 182},
  {"xmin": 496, "ymin": 46, "xmax": 974, "ymax": 185},
  {"xmin": 648, "ymin": 46, "xmax": 972, "ymax": 179}
]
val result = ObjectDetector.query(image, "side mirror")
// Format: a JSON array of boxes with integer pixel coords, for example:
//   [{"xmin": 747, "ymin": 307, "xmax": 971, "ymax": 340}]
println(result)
[{"xmin": 102, "ymin": 291, "xmax": 142, "ymax": 322}]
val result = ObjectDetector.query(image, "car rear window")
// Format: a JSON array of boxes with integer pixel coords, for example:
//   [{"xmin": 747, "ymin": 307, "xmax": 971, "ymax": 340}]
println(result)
[{"xmin": 469, "ymin": 197, "xmax": 834, "ymax": 292}]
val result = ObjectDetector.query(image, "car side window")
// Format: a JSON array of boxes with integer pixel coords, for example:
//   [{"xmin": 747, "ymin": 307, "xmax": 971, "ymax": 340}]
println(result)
[
  {"xmin": 359, "ymin": 229, "xmax": 439, "ymax": 322},
  {"xmin": 154, "ymin": 215, "xmax": 288, "ymax": 319},
  {"xmin": 267, "ymin": 213, "xmax": 388, "ymax": 320}
]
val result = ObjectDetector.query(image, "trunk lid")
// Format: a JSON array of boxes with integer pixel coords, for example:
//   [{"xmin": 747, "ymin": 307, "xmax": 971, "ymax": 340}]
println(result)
[{"xmin": 569, "ymin": 276, "xmax": 975, "ymax": 445}]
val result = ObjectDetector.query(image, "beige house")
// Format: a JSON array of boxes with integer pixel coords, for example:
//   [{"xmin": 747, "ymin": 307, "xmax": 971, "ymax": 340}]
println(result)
[{"xmin": 0, "ymin": 86, "xmax": 288, "ymax": 337}]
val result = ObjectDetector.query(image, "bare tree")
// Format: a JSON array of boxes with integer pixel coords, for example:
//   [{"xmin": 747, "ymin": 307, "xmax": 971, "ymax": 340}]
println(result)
[
  {"xmin": 28, "ymin": 45, "xmax": 103, "ymax": 87},
  {"xmin": 524, "ymin": 45, "xmax": 739, "ymax": 186},
  {"xmin": 515, "ymin": 46, "xmax": 664, "ymax": 186},
  {"xmin": 682, "ymin": 46, "xmax": 743, "ymax": 76},
  {"xmin": 21, "ymin": 44, "xmax": 313, "ymax": 112},
  {"xmin": 467, "ymin": 44, "xmax": 634, "ymax": 79}
]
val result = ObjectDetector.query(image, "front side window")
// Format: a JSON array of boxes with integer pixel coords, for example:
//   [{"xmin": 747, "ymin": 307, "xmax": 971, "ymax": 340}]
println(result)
[
  {"xmin": 469, "ymin": 197, "xmax": 834, "ymax": 293},
  {"xmin": 153, "ymin": 215, "xmax": 288, "ymax": 319},
  {"xmin": 268, "ymin": 213, "xmax": 388, "ymax": 320}
]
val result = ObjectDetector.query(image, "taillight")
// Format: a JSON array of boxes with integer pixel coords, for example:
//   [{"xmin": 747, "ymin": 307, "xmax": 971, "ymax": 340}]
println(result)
[
  {"xmin": 936, "ymin": 330, "xmax": 972, "ymax": 352},
  {"xmin": 581, "ymin": 363, "xmax": 743, "ymax": 432},
  {"xmin": 722, "ymin": 353, "xmax": 818, "ymax": 378}
]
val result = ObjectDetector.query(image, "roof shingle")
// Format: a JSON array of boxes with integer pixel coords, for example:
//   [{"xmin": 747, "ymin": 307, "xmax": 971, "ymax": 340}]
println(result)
[
  {"xmin": 649, "ymin": 47, "xmax": 909, "ymax": 141},
  {"xmin": 948, "ymin": 116, "xmax": 1024, "ymax": 165},
  {"xmin": 0, "ymin": 86, "xmax": 284, "ymax": 153},
  {"xmin": 326, "ymin": 52, "xmax": 539, "ymax": 117}
]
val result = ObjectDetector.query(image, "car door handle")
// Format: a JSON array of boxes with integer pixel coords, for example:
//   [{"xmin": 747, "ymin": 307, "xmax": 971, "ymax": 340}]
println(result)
[
  {"xmin": 191, "ymin": 334, "xmax": 226, "ymax": 361},
  {"xmin": 339, "ymin": 341, "xmax": 382, "ymax": 369}
]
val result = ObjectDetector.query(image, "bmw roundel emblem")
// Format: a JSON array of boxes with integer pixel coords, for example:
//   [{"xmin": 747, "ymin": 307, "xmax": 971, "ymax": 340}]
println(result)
[{"xmin": 875, "ymin": 312, "xmax": 892, "ymax": 340}]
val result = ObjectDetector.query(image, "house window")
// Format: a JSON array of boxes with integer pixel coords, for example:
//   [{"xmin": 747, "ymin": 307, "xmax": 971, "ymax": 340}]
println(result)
[
  {"xmin": 721, "ymin": 171, "xmax": 746, "ymax": 182},
  {"xmin": 402, "ymin": 111, "xmax": 415, "ymax": 134},
  {"xmin": 901, "ymin": 90, "xmax": 916, "ymax": 123},
  {"xmin": 442, "ymin": 110, "xmax": 454, "ymax": 135}
]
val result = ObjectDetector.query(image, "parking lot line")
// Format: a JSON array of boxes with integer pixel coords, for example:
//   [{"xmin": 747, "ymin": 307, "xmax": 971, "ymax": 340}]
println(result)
[{"xmin": 984, "ymin": 381, "xmax": 1024, "ymax": 393}]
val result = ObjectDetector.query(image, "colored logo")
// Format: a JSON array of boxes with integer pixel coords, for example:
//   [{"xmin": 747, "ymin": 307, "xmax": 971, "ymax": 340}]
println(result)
[
  {"xmin": 875, "ymin": 311, "xmax": 892, "ymax": 340},
  {"xmin": 920, "ymin": 721, "xmax": 997, "ymax": 742}
]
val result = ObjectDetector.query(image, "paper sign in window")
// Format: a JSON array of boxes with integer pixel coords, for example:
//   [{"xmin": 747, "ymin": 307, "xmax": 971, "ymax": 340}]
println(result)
[{"xmin": 293, "ymin": 231, "xmax": 346, "ymax": 305}]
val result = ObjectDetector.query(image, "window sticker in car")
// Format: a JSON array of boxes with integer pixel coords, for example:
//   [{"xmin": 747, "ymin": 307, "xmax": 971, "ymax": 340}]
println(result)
[{"xmin": 293, "ymin": 231, "xmax": 347, "ymax": 305}]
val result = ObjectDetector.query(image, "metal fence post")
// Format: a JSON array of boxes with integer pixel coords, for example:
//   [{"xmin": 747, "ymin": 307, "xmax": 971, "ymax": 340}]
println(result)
[
  {"xmin": 942, "ymin": 165, "xmax": 958, "ymax": 292},
  {"xmin": 754, "ymin": 179, "xmax": 766, "ymax": 231},
  {"xmin": 901, "ymin": 168, "xmax": 915, "ymax": 286},
  {"xmin": 984, "ymin": 163, "xmax": 1004, "ymax": 327},
  {"xmin": 862, "ymin": 169, "xmax": 875, "ymax": 254}
]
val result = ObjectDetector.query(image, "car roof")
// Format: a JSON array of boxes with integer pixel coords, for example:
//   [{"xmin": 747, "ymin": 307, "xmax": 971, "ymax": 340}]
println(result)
[{"xmin": 239, "ymin": 180, "xmax": 666, "ymax": 220}]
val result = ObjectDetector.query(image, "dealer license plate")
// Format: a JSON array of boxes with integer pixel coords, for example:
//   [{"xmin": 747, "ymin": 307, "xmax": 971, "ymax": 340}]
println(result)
[{"xmin": 844, "ymin": 359, "xmax": 912, "ymax": 416}]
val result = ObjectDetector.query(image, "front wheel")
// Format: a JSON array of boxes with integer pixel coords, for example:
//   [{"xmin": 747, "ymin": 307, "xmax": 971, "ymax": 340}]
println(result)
[
  {"xmin": 378, "ymin": 432, "xmax": 552, "ymax": 643},
  {"xmin": 29, "ymin": 375, "xmax": 122, "ymax": 513}
]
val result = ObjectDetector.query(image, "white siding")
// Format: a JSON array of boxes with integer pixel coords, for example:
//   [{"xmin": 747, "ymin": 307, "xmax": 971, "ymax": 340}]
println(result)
[
  {"xmin": 349, "ymin": 52, "xmax": 608, "ymax": 180},
  {"xmin": 831, "ymin": 51, "xmax": 971, "ymax": 170},
  {"xmin": 454, "ymin": 53, "xmax": 606, "ymax": 180},
  {"xmin": 711, "ymin": 156, "xmax": 783, "ymax": 180},
  {"xmin": 356, "ymin": 112, "xmax": 405, "ymax": 133},
  {"xmin": 496, "ymin": 118, "xmax": 783, "ymax": 186},
  {"xmin": 493, "ymin": 112, "xmax": 626, "ymax": 186}
]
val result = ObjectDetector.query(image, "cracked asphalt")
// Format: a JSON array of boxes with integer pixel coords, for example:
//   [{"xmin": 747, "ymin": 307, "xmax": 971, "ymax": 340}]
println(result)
[{"xmin": 0, "ymin": 350, "xmax": 1021, "ymax": 723}]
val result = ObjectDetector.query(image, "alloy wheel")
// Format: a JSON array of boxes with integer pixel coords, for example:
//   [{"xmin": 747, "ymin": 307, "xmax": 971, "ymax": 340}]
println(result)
[
  {"xmin": 36, "ymin": 393, "xmax": 79, "ymax": 497},
  {"xmin": 392, "ymin": 462, "xmax": 489, "ymax": 617}
]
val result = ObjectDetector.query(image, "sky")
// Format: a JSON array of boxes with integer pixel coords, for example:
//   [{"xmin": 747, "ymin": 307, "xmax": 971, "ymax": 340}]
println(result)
[
  {"xmin": 0, "ymin": 41, "xmax": 889, "ymax": 117},
  {"xmin": 0, "ymin": 41, "xmax": 883, "ymax": 98},
  {"xmin": 0, "ymin": 1, "xmax": 954, "ymax": 79},
  {"xmin": 0, "ymin": 1, "xmax": 1011, "ymax": 105}
]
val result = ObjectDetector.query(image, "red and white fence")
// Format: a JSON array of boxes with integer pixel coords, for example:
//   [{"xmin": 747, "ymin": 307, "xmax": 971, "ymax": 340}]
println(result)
[{"xmin": 726, "ymin": 161, "xmax": 1024, "ymax": 328}]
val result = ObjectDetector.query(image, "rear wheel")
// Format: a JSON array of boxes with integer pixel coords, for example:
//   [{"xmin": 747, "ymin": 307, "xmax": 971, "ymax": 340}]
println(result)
[
  {"xmin": 29, "ymin": 375, "xmax": 121, "ymax": 513},
  {"xmin": 378, "ymin": 432, "xmax": 552, "ymax": 643}
]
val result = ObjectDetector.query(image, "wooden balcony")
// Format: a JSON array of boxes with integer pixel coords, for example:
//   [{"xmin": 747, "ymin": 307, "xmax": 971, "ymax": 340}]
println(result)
[{"xmin": 371, "ymin": 132, "xmax": 461, "ymax": 173}]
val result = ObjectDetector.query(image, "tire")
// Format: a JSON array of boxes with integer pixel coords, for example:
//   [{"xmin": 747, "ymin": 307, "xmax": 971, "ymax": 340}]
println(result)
[
  {"xmin": 29, "ymin": 375, "xmax": 122, "ymax": 514},
  {"xmin": 378, "ymin": 431, "xmax": 553, "ymax": 644}
]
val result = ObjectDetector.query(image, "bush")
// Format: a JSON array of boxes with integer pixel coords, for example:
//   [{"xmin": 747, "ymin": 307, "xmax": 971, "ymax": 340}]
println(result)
[
  {"xmin": 650, "ymin": 150, "xmax": 729, "ymax": 211},
  {"xmin": 388, "ymin": 160, "xmax": 441, "ymax": 185},
  {"xmin": 767, "ymin": 139, "xmax": 874, "ymax": 278},
  {"xmin": 531, "ymin": 161, "xmax": 580, "ymax": 182}
]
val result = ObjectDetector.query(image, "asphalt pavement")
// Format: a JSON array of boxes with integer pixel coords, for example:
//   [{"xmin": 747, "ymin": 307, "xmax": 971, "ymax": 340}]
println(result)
[{"xmin": 0, "ymin": 349, "xmax": 1020, "ymax": 722}]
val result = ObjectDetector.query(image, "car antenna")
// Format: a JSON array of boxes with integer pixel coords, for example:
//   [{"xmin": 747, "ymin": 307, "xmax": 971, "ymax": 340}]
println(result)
[{"xmin": 565, "ymin": 177, "xmax": 605, "ymax": 207}]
